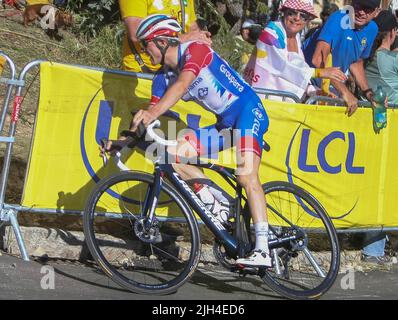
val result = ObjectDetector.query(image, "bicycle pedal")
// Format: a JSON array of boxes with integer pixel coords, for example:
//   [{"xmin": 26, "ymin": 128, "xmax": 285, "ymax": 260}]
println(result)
[{"xmin": 237, "ymin": 264, "xmax": 258, "ymax": 275}]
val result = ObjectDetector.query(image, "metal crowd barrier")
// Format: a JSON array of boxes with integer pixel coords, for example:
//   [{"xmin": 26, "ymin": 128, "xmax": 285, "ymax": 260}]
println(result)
[
  {"xmin": 0, "ymin": 57, "xmax": 396, "ymax": 261},
  {"xmin": 306, "ymin": 95, "xmax": 398, "ymax": 108},
  {"xmin": 253, "ymin": 87, "xmax": 301, "ymax": 103}
]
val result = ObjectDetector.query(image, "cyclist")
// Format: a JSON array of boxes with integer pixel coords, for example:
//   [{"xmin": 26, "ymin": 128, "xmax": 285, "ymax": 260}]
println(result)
[
  {"xmin": 118, "ymin": 0, "xmax": 211, "ymax": 73},
  {"xmin": 107, "ymin": 14, "xmax": 272, "ymax": 267}
]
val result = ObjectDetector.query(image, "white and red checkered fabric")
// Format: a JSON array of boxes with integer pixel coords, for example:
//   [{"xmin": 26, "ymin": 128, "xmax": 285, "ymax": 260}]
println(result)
[{"xmin": 281, "ymin": 0, "xmax": 318, "ymax": 18}]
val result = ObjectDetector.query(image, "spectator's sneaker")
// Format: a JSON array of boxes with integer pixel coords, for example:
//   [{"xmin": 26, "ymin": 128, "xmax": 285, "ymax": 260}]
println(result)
[
  {"xmin": 236, "ymin": 250, "xmax": 272, "ymax": 267},
  {"xmin": 361, "ymin": 254, "xmax": 392, "ymax": 265}
]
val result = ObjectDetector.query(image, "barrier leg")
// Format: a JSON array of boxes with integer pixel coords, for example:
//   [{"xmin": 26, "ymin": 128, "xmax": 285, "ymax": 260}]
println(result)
[{"xmin": 0, "ymin": 208, "xmax": 29, "ymax": 261}]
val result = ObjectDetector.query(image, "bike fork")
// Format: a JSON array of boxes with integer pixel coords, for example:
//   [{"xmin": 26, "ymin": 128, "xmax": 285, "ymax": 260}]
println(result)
[{"xmin": 141, "ymin": 164, "xmax": 162, "ymax": 226}]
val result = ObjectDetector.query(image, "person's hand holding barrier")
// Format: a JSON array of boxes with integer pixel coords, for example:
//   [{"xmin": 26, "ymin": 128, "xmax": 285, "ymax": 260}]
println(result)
[{"xmin": 342, "ymin": 90, "xmax": 359, "ymax": 117}]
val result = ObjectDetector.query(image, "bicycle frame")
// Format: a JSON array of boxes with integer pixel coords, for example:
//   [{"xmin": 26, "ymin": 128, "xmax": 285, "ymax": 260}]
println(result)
[
  {"xmin": 147, "ymin": 160, "xmax": 243, "ymax": 257},
  {"xmin": 133, "ymin": 152, "xmax": 301, "ymax": 259}
]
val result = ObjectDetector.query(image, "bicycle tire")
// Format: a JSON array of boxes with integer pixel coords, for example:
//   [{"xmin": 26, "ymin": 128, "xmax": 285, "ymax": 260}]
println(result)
[
  {"xmin": 258, "ymin": 181, "xmax": 340, "ymax": 300},
  {"xmin": 83, "ymin": 170, "xmax": 201, "ymax": 295}
]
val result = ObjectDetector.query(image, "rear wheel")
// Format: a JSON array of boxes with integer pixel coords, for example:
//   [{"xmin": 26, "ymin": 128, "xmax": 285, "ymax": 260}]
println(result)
[
  {"xmin": 247, "ymin": 181, "xmax": 340, "ymax": 300},
  {"xmin": 83, "ymin": 171, "xmax": 201, "ymax": 295}
]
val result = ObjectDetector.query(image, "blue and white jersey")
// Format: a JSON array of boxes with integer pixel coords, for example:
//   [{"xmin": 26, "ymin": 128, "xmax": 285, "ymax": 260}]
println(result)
[{"xmin": 151, "ymin": 41, "xmax": 257, "ymax": 116}]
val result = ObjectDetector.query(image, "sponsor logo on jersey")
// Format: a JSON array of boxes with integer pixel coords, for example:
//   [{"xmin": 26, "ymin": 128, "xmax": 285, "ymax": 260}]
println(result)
[
  {"xmin": 220, "ymin": 64, "xmax": 244, "ymax": 93},
  {"xmin": 188, "ymin": 77, "xmax": 203, "ymax": 91},
  {"xmin": 198, "ymin": 87, "xmax": 209, "ymax": 99},
  {"xmin": 253, "ymin": 107, "xmax": 265, "ymax": 121}
]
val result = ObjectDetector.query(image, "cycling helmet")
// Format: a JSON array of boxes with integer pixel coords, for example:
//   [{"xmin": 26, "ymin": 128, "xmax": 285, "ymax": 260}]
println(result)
[{"xmin": 136, "ymin": 14, "xmax": 182, "ymax": 43}]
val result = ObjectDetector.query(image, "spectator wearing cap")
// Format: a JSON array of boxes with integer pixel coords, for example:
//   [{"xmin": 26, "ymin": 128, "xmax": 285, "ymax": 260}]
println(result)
[
  {"xmin": 303, "ymin": 0, "xmax": 380, "ymax": 116},
  {"xmin": 365, "ymin": 10, "xmax": 398, "ymax": 104},
  {"xmin": 243, "ymin": 0, "xmax": 346, "ymax": 101}
]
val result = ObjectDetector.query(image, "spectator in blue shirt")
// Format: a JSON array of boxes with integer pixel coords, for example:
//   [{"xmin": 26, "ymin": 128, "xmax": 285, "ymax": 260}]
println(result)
[{"xmin": 303, "ymin": 0, "xmax": 380, "ymax": 116}]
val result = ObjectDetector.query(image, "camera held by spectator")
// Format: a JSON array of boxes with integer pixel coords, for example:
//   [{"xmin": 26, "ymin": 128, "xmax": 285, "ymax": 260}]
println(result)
[{"xmin": 240, "ymin": 19, "xmax": 263, "ymax": 45}]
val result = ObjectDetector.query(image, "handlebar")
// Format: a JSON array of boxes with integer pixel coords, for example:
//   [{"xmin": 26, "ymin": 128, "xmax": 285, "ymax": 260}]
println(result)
[
  {"xmin": 100, "ymin": 119, "xmax": 178, "ymax": 168},
  {"xmin": 146, "ymin": 120, "xmax": 178, "ymax": 147}
]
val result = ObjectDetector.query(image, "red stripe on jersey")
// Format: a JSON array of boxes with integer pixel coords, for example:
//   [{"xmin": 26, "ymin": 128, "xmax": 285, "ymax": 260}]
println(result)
[
  {"xmin": 237, "ymin": 136, "xmax": 261, "ymax": 157},
  {"xmin": 182, "ymin": 42, "xmax": 213, "ymax": 76}
]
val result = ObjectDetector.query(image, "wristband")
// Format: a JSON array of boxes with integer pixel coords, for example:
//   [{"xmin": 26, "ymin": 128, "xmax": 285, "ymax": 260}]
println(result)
[{"xmin": 313, "ymin": 68, "xmax": 321, "ymax": 78}]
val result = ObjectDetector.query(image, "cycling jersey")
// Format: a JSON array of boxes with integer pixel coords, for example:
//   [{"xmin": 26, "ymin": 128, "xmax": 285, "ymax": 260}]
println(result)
[
  {"xmin": 151, "ymin": 42, "xmax": 269, "ymax": 157},
  {"xmin": 119, "ymin": 0, "xmax": 196, "ymax": 72}
]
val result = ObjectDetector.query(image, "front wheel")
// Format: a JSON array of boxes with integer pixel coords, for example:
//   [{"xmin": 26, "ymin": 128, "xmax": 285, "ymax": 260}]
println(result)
[
  {"xmin": 83, "ymin": 171, "xmax": 201, "ymax": 295},
  {"xmin": 255, "ymin": 181, "xmax": 340, "ymax": 300}
]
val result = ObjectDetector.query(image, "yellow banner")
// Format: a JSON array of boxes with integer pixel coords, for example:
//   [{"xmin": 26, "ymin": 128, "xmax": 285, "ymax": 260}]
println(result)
[{"xmin": 22, "ymin": 62, "xmax": 398, "ymax": 228}]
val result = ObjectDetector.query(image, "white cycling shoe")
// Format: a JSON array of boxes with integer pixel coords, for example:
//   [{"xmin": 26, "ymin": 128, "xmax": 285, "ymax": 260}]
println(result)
[{"xmin": 236, "ymin": 249, "xmax": 273, "ymax": 267}]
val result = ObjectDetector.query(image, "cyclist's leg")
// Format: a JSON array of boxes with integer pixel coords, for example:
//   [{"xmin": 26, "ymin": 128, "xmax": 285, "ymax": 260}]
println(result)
[
  {"xmin": 167, "ymin": 125, "xmax": 230, "ymax": 223},
  {"xmin": 168, "ymin": 124, "xmax": 225, "ymax": 181},
  {"xmin": 234, "ymin": 100, "xmax": 272, "ymax": 266}
]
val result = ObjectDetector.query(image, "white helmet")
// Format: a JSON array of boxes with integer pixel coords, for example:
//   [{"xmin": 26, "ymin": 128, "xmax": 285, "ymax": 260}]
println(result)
[{"xmin": 136, "ymin": 14, "xmax": 182, "ymax": 43}]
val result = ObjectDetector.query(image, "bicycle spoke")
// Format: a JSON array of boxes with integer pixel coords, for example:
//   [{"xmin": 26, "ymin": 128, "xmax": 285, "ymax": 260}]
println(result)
[
  {"xmin": 84, "ymin": 171, "xmax": 199, "ymax": 294},
  {"xmin": 260, "ymin": 182, "xmax": 339, "ymax": 299}
]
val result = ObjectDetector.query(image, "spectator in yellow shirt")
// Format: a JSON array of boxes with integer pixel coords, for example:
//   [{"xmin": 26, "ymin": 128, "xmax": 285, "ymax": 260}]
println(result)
[{"xmin": 118, "ymin": 0, "xmax": 211, "ymax": 73}]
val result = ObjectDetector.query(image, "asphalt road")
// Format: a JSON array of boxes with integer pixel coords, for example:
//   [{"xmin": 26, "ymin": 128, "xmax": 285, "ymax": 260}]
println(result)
[{"xmin": 0, "ymin": 253, "xmax": 397, "ymax": 301}]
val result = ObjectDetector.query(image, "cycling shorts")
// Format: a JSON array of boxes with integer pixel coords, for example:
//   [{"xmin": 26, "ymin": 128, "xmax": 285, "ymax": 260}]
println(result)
[{"xmin": 183, "ymin": 96, "xmax": 269, "ymax": 158}]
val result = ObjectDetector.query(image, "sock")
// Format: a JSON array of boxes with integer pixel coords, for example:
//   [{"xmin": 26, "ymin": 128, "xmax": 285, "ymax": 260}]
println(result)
[{"xmin": 254, "ymin": 222, "xmax": 269, "ymax": 254}]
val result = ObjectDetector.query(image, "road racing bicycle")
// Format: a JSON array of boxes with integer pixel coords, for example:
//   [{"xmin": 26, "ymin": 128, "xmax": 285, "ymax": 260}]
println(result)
[{"xmin": 83, "ymin": 120, "xmax": 340, "ymax": 300}]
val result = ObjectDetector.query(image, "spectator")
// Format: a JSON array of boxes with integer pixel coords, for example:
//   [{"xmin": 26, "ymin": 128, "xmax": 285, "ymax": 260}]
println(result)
[
  {"xmin": 365, "ymin": 10, "xmax": 398, "ymax": 105},
  {"xmin": 305, "ymin": 3, "xmax": 339, "ymax": 40},
  {"xmin": 303, "ymin": 0, "xmax": 380, "ymax": 116},
  {"xmin": 118, "ymin": 0, "xmax": 211, "ymax": 73},
  {"xmin": 361, "ymin": 11, "xmax": 397, "ymax": 265},
  {"xmin": 243, "ymin": 0, "xmax": 346, "ymax": 101}
]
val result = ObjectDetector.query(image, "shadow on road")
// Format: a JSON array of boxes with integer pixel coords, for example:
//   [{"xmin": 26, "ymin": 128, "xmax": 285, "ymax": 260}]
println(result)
[{"xmin": 190, "ymin": 268, "xmax": 282, "ymax": 299}]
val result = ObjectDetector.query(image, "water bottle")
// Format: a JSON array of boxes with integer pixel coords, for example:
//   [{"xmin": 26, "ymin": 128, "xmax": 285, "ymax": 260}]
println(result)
[
  {"xmin": 373, "ymin": 86, "xmax": 387, "ymax": 130},
  {"xmin": 194, "ymin": 183, "xmax": 229, "ymax": 224}
]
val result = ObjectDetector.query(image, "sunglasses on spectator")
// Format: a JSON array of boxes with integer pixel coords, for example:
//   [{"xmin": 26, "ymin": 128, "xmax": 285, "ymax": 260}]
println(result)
[
  {"xmin": 353, "ymin": 3, "xmax": 376, "ymax": 14},
  {"xmin": 285, "ymin": 9, "xmax": 311, "ymax": 22}
]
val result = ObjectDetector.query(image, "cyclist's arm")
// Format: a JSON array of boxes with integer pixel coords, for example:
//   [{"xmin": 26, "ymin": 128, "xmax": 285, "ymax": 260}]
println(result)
[
  {"xmin": 131, "ymin": 71, "xmax": 196, "ymax": 130},
  {"xmin": 149, "ymin": 71, "xmax": 196, "ymax": 117}
]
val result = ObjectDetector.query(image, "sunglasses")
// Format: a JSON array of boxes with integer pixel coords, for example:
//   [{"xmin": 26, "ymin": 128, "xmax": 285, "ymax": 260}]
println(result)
[
  {"xmin": 140, "ymin": 40, "xmax": 150, "ymax": 49},
  {"xmin": 353, "ymin": 3, "xmax": 376, "ymax": 14},
  {"xmin": 285, "ymin": 9, "xmax": 311, "ymax": 22}
]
